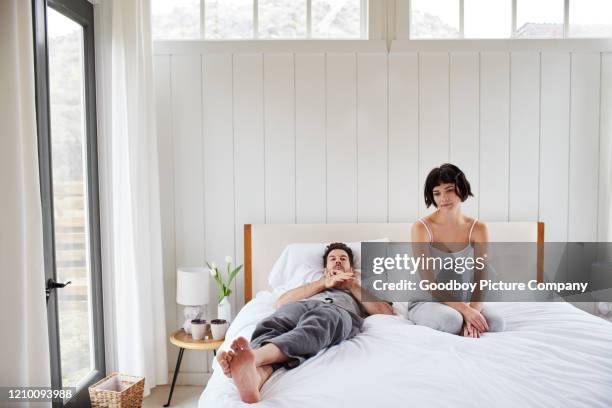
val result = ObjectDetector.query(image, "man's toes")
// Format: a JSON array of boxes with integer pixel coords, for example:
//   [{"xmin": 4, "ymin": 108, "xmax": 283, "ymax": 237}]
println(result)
[
  {"xmin": 234, "ymin": 336, "xmax": 250, "ymax": 350},
  {"xmin": 217, "ymin": 351, "xmax": 227, "ymax": 364},
  {"xmin": 219, "ymin": 356, "xmax": 228, "ymax": 369}
]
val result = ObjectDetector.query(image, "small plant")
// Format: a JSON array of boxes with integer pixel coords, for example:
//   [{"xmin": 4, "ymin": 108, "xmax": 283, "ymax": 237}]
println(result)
[{"xmin": 207, "ymin": 256, "xmax": 243, "ymax": 303}]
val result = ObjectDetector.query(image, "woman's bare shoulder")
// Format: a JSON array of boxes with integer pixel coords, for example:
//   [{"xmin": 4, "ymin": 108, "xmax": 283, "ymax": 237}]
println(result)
[
  {"xmin": 411, "ymin": 219, "xmax": 428, "ymax": 240},
  {"xmin": 471, "ymin": 219, "xmax": 489, "ymax": 242},
  {"xmin": 411, "ymin": 219, "xmax": 426, "ymax": 232}
]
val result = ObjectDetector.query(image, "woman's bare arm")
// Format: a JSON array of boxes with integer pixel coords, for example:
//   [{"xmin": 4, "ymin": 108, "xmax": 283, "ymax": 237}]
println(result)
[{"xmin": 469, "ymin": 221, "xmax": 490, "ymax": 312}]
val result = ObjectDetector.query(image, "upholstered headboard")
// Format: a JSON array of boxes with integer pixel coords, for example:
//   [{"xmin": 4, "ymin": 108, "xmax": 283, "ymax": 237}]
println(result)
[{"xmin": 243, "ymin": 222, "xmax": 544, "ymax": 303}]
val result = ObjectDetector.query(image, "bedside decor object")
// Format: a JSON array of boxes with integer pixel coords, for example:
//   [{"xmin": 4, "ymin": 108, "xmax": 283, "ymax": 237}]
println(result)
[
  {"xmin": 217, "ymin": 296, "xmax": 232, "ymax": 323},
  {"xmin": 207, "ymin": 256, "xmax": 242, "ymax": 322},
  {"xmin": 89, "ymin": 372, "xmax": 145, "ymax": 408},
  {"xmin": 176, "ymin": 267, "xmax": 209, "ymax": 334},
  {"xmin": 190, "ymin": 319, "xmax": 209, "ymax": 340},
  {"xmin": 211, "ymin": 319, "xmax": 229, "ymax": 340}
]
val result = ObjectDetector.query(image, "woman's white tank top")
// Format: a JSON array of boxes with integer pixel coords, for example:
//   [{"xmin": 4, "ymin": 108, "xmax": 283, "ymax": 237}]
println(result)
[{"xmin": 416, "ymin": 218, "xmax": 478, "ymax": 302}]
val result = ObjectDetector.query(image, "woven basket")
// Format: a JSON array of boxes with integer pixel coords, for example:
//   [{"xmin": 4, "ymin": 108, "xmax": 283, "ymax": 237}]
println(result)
[{"xmin": 89, "ymin": 372, "xmax": 145, "ymax": 408}]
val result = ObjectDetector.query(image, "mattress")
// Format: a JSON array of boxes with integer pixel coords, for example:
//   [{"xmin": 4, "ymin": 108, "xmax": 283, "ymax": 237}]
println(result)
[{"xmin": 199, "ymin": 293, "xmax": 612, "ymax": 408}]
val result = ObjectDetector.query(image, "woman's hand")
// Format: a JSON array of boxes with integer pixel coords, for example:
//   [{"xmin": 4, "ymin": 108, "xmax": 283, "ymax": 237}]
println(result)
[
  {"xmin": 460, "ymin": 305, "xmax": 489, "ymax": 332},
  {"xmin": 461, "ymin": 322, "xmax": 481, "ymax": 338}
]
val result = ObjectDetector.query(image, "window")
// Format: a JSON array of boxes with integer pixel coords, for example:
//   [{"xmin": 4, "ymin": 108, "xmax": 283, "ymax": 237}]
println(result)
[
  {"xmin": 47, "ymin": 9, "xmax": 96, "ymax": 390},
  {"xmin": 152, "ymin": 0, "xmax": 367, "ymax": 39},
  {"xmin": 259, "ymin": 0, "xmax": 307, "ymax": 38},
  {"xmin": 409, "ymin": 0, "xmax": 612, "ymax": 39},
  {"xmin": 204, "ymin": 0, "xmax": 253, "ymax": 39},
  {"xmin": 152, "ymin": 0, "xmax": 200, "ymax": 39},
  {"xmin": 410, "ymin": 0, "xmax": 460, "ymax": 39},
  {"xmin": 33, "ymin": 0, "xmax": 105, "ymax": 405},
  {"xmin": 465, "ymin": 0, "xmax": 511, "ymax": 38},
  {"xmin": 569, "ymin": 0, "xmax": 612, "ymax": 38},
  {"xmin": 516, "ymin": 0, "xmax": 564, "ymax": 39},
  {"xmin": 312, "ymin": 0, "xmax": 363, "ymax": 39}
]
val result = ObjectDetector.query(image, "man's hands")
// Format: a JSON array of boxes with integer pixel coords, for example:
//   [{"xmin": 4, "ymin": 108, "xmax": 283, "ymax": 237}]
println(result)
[
  {"xmin": 324, "ymin": 269, "xmax": 356, "ymax": 290},
  {"xmin": 460, "ymin": 304, "xmax": 488, "ymax": 338},
  {"xmin": 276, "ymin": 254, "xmax": 356, "ymax": 309}
]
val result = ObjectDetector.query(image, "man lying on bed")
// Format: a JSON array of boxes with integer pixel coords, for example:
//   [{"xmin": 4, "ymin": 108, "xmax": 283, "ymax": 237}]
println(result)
[{"xmin": 216, "ymin": 242, "xmax": 395, "ymax": 403}]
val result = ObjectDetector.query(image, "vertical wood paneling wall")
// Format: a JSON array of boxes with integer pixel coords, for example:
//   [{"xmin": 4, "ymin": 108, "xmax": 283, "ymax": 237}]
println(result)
[{"xmin": 154, "ymin": 41, "xmax": 612, "ymax": 383}]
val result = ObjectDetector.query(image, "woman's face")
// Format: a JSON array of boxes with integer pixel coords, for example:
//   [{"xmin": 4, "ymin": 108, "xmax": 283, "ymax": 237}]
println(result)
[{"xmin": 432, "ymin": 182, "xmax": 460, "ymax": 210}]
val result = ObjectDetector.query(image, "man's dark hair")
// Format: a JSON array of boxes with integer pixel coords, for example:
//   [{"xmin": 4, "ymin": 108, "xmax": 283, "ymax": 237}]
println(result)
[
  {"xmin": 323, "ymin": 242, "xmax": 354, "ymax": 267},
  {"xmin": 424, "ymin": 163, "xmax": 474, "ymax": 208}
]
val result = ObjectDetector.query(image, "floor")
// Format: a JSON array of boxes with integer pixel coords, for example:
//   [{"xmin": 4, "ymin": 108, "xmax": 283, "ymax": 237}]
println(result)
[{"xmin": 143, "ymin": 385, "xmax": 203, "ymax": 408}]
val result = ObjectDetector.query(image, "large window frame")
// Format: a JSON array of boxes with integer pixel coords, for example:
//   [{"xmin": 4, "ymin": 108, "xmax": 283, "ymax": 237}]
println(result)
[
  {"xmin": 153, "ymin": 0, "xmax": 369, "ymax": 39},
  {"xmin": 407, "ymin": 0, "xmax": 609, "ymax": 39},
  {"xmin": 151, "ymin": 0, "xmax": 610, "ymax": 44},
  {"xmin": 32, "ymin": 0, "xmax": 105, "ymax": 406}
]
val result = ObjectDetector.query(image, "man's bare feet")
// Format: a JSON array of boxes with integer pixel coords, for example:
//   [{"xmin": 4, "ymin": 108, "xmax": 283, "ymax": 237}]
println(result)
[
  {"xmin": 229, "ymin": 337, "xmax": 261, "ymax": 403},
  {"xmin": 217, "ymin": 350, "xmax": 234, "ymax": 378}
]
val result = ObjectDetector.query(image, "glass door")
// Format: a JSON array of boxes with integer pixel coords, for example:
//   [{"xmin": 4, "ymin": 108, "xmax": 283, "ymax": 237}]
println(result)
[{"xmin": 32, "ymin": 0, "xmax": 105, "ymax": 406}]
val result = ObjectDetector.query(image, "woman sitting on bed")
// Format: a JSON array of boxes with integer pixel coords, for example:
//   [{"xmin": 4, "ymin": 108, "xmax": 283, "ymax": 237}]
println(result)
[{"xmin": 409, "ymin": 163, "xmax": 505, "ymax": 338}]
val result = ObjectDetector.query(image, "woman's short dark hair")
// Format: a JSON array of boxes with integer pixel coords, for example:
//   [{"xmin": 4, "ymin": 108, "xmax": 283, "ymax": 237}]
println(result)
[
  {"xmin": 323, "ymin": 242, "xmax": 354, "ymax": 267},
  {"xmin": 424, "ymin": 163, "xmax": 473, "ymax": 208}
]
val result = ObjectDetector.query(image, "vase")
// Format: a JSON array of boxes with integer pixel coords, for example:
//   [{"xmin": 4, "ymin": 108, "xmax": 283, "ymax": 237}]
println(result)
[{"xmin": 218, "ymin": 296, "xmax": 232, "ymax": 322}]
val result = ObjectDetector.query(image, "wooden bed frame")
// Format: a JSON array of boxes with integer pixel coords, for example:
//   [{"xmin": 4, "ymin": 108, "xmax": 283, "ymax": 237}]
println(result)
[{"xmin": 244, "ymin": 222, "xmax": 545, "ymax": 303}]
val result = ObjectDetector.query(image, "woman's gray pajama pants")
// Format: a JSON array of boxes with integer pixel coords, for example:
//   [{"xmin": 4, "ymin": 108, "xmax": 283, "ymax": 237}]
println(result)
[{"xmin": 408, "ymin": 302, "xmax": 505, "ymax": 334}]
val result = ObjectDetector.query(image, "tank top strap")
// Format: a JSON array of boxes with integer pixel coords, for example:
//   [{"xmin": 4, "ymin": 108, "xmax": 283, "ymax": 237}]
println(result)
[
  {"xmin": 468, "ymin": 218, "xmax": 478, "ymax": 243},
  {"xmin": 418, "ymin": 218, "xmax": 433, "ymax": 243}
]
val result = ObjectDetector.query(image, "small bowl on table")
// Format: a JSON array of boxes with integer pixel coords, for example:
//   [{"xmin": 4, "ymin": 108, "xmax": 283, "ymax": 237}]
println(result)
[
  {"xmin": 190, "ymin": 319, "xmax": 210, "ymax": 340},
  {"xmin": 210, "ymin": 319, "xmax": 228, "ymax": 340}
]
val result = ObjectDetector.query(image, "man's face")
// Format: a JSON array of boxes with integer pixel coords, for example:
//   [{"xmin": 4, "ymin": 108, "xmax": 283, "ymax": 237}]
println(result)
[{"xmin": 325, "ymin": 249, "xmax": 352, "ymax": 275}]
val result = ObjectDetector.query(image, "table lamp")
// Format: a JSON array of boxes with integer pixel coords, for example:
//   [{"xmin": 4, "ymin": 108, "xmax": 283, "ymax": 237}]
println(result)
[{"xmin": 177, "ymin": 267, "xmax": 209, "ymax": 334}]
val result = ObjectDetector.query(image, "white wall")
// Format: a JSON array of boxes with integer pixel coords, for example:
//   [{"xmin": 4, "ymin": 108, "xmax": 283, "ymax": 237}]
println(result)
[{"xmin": 154, "ymin": 39, "xmax": 612, "ymax": 384}]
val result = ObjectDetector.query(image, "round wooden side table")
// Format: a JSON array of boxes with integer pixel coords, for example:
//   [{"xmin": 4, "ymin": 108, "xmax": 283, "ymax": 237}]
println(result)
[{"xmin": 164, "ymin": 329, "xmax": 224, "ymax": 407}]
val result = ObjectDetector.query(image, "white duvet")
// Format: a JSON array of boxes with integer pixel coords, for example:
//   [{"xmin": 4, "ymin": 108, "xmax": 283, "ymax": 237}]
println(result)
[{"xmin": 199, "ymin": 293, "xmax": 612, "ymax": 408}]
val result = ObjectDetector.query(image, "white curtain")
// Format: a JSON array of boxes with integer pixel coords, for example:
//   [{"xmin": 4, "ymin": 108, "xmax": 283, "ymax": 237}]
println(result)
[
  {"xmin": 94, "ymin": 0, "xmax": 168, "ymax": 396},
  {"xmin": 0, "ymin": 0, "xmax": 52, "ymax": 402},
  {"xmin": 604, "ymin": 61, "xmax": 612, "ymax": 244}
]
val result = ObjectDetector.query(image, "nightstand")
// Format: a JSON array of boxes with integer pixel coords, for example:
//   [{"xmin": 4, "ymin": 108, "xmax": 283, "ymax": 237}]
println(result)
[{"xmin": 164, "ymin": 329, "xmax": 224, "ymax": 407}]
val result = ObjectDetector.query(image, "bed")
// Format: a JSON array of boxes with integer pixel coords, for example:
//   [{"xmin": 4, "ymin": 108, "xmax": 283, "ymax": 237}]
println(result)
[{"xmin": 199, "ymin": 223, "xmax": 612, "ymax": 408}]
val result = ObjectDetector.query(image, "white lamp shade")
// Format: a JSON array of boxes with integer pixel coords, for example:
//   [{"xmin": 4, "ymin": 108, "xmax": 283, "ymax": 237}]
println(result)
[{"xmin": 176, "ymin": 267, "xmax": 209, "ymax": 306}]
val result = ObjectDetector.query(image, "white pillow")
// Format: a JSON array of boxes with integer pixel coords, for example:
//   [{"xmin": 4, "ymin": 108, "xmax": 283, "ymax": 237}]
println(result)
[
  {"xmin": 268, "ymin": 239, "xmax": 389, "ymax": 293},
  {"xmin": 272, "ymin": 264, "xmax": 325, "ymax": 296}
]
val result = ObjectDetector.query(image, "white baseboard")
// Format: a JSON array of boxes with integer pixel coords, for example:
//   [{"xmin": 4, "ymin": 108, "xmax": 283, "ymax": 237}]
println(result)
[{"xmin": 169, "ymin": 371, "xmax": 213, "ymax": 386}]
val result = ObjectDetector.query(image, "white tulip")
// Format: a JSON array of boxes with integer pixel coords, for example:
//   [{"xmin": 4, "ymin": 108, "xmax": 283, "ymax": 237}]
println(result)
[
  {"xmin": 225, "ymin": 255, "xmax": 233, "ymax": 264},
  {"xmin": 210, "ymin": 261, "xmax": 217, "ymax": 269},
  {"xmin": 210, "ymin": 268, "xmax": 217, "ymax": 277}
]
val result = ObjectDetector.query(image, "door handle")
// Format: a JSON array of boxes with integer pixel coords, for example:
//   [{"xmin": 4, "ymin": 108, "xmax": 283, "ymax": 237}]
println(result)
[{"xmin": 46, "ymin": 278, "xmax": 72, "ymax": 302}]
